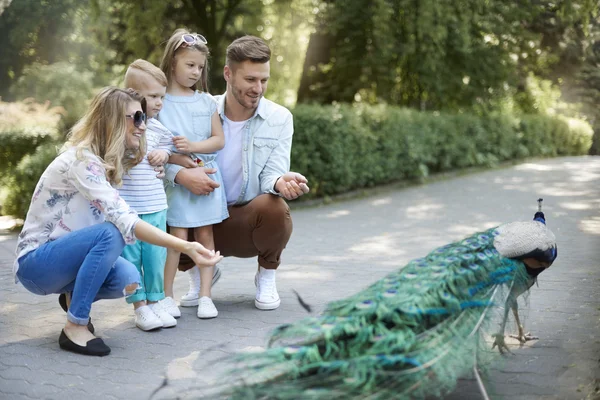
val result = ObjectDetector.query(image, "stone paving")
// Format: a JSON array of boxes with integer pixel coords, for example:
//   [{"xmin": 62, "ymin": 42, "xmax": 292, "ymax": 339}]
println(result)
[{"xmin": 1, "ymin": 156, "xmax": 599, "ymax": 400}]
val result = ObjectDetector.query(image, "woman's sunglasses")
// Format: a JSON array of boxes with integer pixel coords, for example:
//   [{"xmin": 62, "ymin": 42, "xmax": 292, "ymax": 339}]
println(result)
[
  {"xmin": 175, "ymin": 33, "xmax": 208, "ymax": 50},
  {"xmin": 125, "ymin": 110, "xmax": 147, "ymax": 128}
]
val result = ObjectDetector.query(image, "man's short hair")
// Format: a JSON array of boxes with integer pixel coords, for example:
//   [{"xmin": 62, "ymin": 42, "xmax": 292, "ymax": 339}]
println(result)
[
  {"xmin": 226, "ymin": 36, "xmax": 271, "ymax": 68},
  {"xmin": 124, "ymin": 59, "xmax": 168, "ymax": 90}
]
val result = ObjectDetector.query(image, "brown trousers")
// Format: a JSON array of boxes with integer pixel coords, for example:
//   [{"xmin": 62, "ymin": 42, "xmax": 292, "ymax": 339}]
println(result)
[{"xmin": 177, "ymin": 194, "xmax": 293, "ymax": 271}]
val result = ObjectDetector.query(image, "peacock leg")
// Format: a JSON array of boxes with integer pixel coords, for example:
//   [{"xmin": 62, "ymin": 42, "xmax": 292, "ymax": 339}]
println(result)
[
  {"xmin": 508, "ymin": 305, "xmax": 538, "ymax": 343},
  {"xmin": 492, "ymin": 303, "xmax": 512, "ymax": 355}
]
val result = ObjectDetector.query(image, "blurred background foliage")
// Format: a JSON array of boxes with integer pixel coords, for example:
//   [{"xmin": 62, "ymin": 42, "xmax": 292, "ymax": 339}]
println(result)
[{"xmin": 0, "ymin": 0, "xmax": 599, "ymax": 218}]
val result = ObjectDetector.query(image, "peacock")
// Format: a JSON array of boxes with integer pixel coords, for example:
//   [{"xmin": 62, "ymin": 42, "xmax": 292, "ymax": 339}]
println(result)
[{"xmin": 211, "ymin": 200, "xmax": 557, "ymax": 400}]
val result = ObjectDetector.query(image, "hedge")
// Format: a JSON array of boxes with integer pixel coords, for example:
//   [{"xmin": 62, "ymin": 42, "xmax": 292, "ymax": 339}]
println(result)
[
  {"xmin": 290, "ymin": 104, "xmax": 593, "ymax": 198},
  {"xmin": 0, "ymin": 103, "xmax": 593, "ymax": 219},
  {"xmin": 2, "ymin": 142, "xmax": 60, "ymax": 218}
]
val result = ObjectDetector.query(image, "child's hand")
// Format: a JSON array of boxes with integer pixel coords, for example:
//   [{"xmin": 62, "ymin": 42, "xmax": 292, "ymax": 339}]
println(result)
[
  {"xmin": 148, "ymin": 150, "xmax": 169, "ymax": 166},
  {"xmin": 169, "ymin": 153, "xmax": 198, "ymax": 169},
  {"xmin": 173, "ymin": 136, "xmax": 192, "ymax": 153},
  {"xmin": 154, "ymin": 165, "xmax": 165, "ymax": 179}
]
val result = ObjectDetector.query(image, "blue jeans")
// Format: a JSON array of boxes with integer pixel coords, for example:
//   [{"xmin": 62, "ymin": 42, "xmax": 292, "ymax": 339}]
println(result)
[
  {"xmin": 16, "ymin": 222, "xmax": 141, "ymax": 326},
  {"xmin": 122, "ymin": 210, "xmax": 167, "ymax": 304}
]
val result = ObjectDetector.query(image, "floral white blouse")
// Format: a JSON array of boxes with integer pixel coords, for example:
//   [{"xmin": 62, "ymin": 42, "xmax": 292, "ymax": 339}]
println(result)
[{"xmin": 13, "ymin": 147, "xmax": 139, "ymax": 282}]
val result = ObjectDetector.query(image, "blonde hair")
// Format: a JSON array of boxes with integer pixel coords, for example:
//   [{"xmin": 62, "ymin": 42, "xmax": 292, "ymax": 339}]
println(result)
[
  {"xmin": 160, "ymin": 28, "xmax": 210, "ymax": 92},
  {"xmin": 124, "ymin": 59, "xmax": 168, "ymax": 90},
  {"xmin": 226, "ymin": 35, "xmax": 271, "ymax": 71},
  {"xmin": 64, "ymin": 87, "xmax": 147, "ymax": 186}
]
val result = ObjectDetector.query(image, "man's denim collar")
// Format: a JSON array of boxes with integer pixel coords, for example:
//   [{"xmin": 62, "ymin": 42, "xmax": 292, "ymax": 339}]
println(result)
[{"xmin": 216, "ymin": 92, "xmax": 268, "ymax": 121}]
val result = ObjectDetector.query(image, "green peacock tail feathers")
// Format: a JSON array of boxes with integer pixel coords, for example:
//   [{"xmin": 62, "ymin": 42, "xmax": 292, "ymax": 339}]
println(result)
[{"xmin": 218, "ymin": 227, "xmax": 532, "ymax": 400}]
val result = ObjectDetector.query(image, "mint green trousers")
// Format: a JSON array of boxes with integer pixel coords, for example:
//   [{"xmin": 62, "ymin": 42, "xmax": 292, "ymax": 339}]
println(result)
[{"xmin": 123, "ymin": 210, "xmax": 167, "ymax": 304}]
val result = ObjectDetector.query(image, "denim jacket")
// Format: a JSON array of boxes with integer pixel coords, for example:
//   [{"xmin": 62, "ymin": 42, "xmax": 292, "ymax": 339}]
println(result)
[{"xmin": 165, "ymin": 93, "xmax": 293, "ymax": 205}]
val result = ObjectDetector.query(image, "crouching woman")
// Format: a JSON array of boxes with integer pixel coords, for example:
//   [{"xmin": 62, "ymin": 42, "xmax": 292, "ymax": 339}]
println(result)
[{"xmin": 13, "ymin": 87, "xmax": 222, "ymax": 356}]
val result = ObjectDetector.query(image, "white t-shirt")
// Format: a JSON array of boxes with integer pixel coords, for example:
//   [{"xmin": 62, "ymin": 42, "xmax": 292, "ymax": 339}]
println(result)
[{"xmin": 217, "ymin": 116, "xmax": 248, "ymax": 204}]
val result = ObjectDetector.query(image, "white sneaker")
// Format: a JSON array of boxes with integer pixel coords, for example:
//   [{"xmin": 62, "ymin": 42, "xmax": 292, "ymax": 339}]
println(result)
[
  {"xmin": 158, "ymin": 296, "xmax": 181, "ymax": 318},
  {"xmin": 148, "ymin": 302, "xmax": 177, "ymax": 328},
  {"xmin": 180, "ymin": 266, "xmax": 222, "ymax": 307},
  {"xmin": 180, "ymin": 267, "xmax": 201, "ymax": 307},
  {"xmin": 254, "ymin": 267, "xmax": 280, "ymax": 310},
  {"xmin": 135, "ymin": 306, "xmax": 163, "ymax": 331},
  {"xmin": 197, "ymin": 296, "xmax": 218, "ymax": 319}
]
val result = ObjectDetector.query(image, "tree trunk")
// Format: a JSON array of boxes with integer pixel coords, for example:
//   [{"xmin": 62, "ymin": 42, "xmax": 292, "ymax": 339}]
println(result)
[{"xmin": 296, "ymin": 31, "xmax": 334, "ymax": 104}]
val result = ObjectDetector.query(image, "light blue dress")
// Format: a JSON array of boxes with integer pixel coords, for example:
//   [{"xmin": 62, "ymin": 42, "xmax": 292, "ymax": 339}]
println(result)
[{"xmin": 158, "ymin": 92, "xmax": 229, "ymax": 228}]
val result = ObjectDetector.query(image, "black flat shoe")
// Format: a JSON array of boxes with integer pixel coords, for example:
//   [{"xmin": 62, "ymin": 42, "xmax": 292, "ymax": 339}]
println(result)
[
  {"xmin": 58, "ymin": 330, "xmax": 111, "ymax": 356},
  {"xmin": 58, "ymin": 293, "xmax": 95, "ymax": 334}
]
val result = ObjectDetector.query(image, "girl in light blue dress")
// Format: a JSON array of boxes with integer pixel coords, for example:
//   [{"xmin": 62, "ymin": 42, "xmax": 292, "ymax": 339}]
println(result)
[{"xmin": 158, "ymin": 29, "xmax": 228, "ymax": 320}]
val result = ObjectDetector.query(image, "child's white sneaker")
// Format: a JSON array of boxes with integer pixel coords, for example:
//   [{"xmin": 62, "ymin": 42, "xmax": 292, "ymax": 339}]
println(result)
[
  {"xmin": 135, "ymin": 306, "xmax": 163, "ymax": 331},
  {"xmin": 180, "ymin": 266, "xmax": 223, "ymax": 307},
  {"xmin": 148, "ymin": 302, "xmax": 177, "ymax": 328},
  {"xmin": 197, "ymin": 296, "xmax": 218, "ymax": 319},
  {"xmin": 158, "ymin": 296, "xmax": 181, "ymax": 318}
]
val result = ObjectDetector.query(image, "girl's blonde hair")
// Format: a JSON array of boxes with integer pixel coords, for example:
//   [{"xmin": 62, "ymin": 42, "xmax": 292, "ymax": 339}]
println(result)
[
  {"xmin": 160, "ymin": 28, "xmax": 210, "ymax": 92},
  {"xmin": 64, "ymin": 87, "xmax": 147, "ymax": 186}
]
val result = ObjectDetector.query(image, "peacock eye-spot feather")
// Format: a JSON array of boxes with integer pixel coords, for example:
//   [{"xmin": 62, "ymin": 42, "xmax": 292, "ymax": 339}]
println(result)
[
  {"xmin": 356, "ymin": 300, "xmax": 376, "ymax": 309},
  {"xmin": 476, "ymin": 253, "xmax": 487, "ymax": 260}
]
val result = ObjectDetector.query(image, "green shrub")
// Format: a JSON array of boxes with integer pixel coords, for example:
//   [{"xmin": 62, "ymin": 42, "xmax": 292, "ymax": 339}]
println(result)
[
  {"xmin": 0, "ymin": 99, "xmax": 63, "ymax": 179},
  {"xmin": 2, "ymin": 142, "xmax": 59, "ymax": 219},
  {"xmin": 290, "ymin": 103, "xmax": 593, "ymax": 199},
  {"xmin": 10, "ymin": 62, "xmax": 94, "ymax": 129}
]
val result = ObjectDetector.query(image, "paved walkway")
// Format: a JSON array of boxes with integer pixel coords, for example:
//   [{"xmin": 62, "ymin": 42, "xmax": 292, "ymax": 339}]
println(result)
[{"xmin": 1, "ymin": 156, "xmax": 599, "ymax": 400}]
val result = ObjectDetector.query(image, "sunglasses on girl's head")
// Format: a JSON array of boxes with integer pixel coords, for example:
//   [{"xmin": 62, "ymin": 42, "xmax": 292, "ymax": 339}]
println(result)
[
  {"xmin": 176, "ymin": 33, "xmax": 208, "ymax": 50},
  {"xmin": 125, "ymin": 111, "xmax": 147, "ymax": 128}
]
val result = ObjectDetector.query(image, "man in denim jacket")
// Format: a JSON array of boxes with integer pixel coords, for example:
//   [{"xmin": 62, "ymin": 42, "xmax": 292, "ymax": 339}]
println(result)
[{"xmin": 165, "ymin": 35, "xmax": 310, "ymax": 311}]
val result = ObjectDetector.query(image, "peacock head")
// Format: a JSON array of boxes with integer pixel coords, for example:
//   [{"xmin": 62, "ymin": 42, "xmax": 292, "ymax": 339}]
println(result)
[{"xmin": 492, "ymin": 220, "xmax": 557, "ymax": 277}]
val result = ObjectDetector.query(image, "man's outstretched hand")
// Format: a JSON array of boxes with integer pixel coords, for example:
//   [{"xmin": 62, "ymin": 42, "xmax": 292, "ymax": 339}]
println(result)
[
  {"xmin": 175, "ymin": 167, "xmax": 220, "ymax": 196},
  {"xmin": 276, "ymin": 172, "xmax": 310, "ymax": 200}
]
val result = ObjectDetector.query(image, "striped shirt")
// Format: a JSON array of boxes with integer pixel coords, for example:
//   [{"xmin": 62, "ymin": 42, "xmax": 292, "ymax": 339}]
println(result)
[{"xmin": 118, "ymin": 118, "xmax": 173, "ymax": 214}]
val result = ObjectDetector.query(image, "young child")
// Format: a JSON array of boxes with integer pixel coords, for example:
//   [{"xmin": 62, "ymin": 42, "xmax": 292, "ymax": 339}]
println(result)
[
  {"xmin": 158, "ymin": 29, "xmax": 228, "ymax": 319},
  {"xmin": 120, "ymin": 59, "xmax": 178, "ymax": 331}
]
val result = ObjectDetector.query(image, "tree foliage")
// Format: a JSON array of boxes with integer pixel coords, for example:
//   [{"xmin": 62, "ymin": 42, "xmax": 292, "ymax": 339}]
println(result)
[
  {"xmin": 1, "ymin": 0, "xmax": 600, "ymax": 152},
  {"xmin": 297, "ymin": 0, "xmax": 598, "ymax": 113},
  {"xmin": 90, "ymin": 0, "xmax": 295, "ymax": 95},
  {"xmin": 0, "ymin": 0, "xmax": 75, "ymax": 97}
]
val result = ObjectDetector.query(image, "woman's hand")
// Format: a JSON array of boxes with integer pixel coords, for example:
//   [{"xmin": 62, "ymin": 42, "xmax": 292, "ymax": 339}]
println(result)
[{"xmin": 183, "ymin": 242, "xmax": 223, "ymax": 267}]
